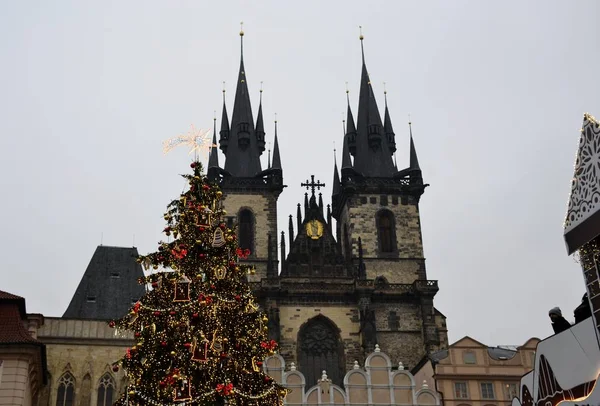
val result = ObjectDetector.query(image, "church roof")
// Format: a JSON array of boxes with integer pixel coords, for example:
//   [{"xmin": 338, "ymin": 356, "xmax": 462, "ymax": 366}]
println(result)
[
  {"xmin": 0, "ymin": 290, "xmax": 39, "ymax": 344},
  {"xmin": 63, "ymin": 246, "xmax": 145, "ymax": 320}
]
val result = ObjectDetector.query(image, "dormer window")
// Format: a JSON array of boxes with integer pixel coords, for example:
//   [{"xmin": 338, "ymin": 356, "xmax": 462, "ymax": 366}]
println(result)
[
  {"xmin": 86, "ymin": 296, "xmax": 96, "ymax": 303},
  {"xmin": 110, "ymin": 273, "xmax": 120, "ymax": 279}
]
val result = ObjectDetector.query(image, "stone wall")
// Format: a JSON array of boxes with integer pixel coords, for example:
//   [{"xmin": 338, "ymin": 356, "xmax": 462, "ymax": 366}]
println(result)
[
  {"xmin": 277, "ymin": 304, "xmax": 362, "ymax": 371},
  {"xmin": 37, "ymin": 318, "xmax": 130, "ymax": 406},
  {"xmin": 220, "ymin": 190, "xmax": 278, "ymax": 281},
  {"xmin": 339, "ymin": 194, "xmax": 425, "ymax": 284}
]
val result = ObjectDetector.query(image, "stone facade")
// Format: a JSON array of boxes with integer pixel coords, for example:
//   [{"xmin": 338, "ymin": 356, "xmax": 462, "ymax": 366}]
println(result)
[
  {"xmin": 220, "ymin": 187, "xmax": 280, "ymax": 282},
  {"xmin": 36, "ymin": 319, "xmax": 130, "ymax": 406}
]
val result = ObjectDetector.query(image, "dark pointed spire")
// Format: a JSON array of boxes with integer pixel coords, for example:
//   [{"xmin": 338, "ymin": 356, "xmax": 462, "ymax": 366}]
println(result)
[
  {"xmin": 352, "ymin": 29, "xmax": 396, "ymax": 177},
  {"xmin": 332, "ymin": 150, "xmax": 341, "ymax": 196},
  {"xmin": 341, "ymin": 132, "xmax": 353, "ymax": 173},
  {"xmin": 304, "ymin": 193, "xmax": 309, "ymax": 214},
  {"xmin": 326, "ymin": 204, "xmax": 332, "ymax": 230},
  {"xmin": 271, "ymin": 118, "xmax": 282, "ymax": 170},
  {"xmin": 409, "ymin": 120, "xmax": 420, "ymax": 171},
  {"xmin": 346, "ymin": 88, "xmax": 357, "ymax": 156},
  {"xmin": 318, "ymin": 193, "xmax": 324, "ymax": 215},
  {"xmin": 219, "ymin": 85, "xmax": 230, "ymax": 154},
  {"xmin": 255, "ymin": 84, "xmax": 266, "ymax": 151},
  {"xmin": 208, "ymin": 115, "xmax": 220, "ymax": 180},
  {"xmin": 383, "ymin": 87, "xmax": 396, "ymax": 154},
  {"xmin": 223, "ymin": 27, "xmax": 263, "ymax": 177},
  {"xmin": 288, "ymin": 215, "xmax": 294, "ymax": 250}
]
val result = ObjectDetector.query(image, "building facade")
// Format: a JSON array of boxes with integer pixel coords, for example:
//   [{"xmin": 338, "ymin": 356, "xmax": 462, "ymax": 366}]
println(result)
[
  {"xmin": 0, "ymin": 290, "xmax": 47, "ymax": 406},
  {"xmin": 36, "ymin": 30, "xmax": 449, "ymax": 404},
  {"xmin": 208, "ymin": 30, "xmax": 448, "ymax": 388},
  {"xmin": 413, "ymin": 336, "xmax": 539, "ymax": 406}
]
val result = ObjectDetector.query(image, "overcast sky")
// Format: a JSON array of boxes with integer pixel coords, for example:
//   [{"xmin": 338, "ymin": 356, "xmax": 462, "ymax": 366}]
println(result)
[{"xmin": 1, "ymin": 1, "xmax": 599, "ymax": 348}]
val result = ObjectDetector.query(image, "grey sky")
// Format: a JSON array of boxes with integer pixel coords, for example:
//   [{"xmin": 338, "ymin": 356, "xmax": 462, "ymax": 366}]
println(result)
[{"xmin": 1, "ymin": 0, "xmax": 598, "ymax": 347}]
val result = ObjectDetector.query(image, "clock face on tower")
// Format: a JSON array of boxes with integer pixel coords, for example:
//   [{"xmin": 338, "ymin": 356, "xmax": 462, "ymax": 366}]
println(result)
[{"xmin": 305, "ymin": 220, "xmax": 324, "ymax": 240}]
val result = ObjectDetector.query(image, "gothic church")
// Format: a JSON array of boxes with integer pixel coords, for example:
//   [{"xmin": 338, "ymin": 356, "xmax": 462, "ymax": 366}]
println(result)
[
  {"xmin": 37, "ymin": 30, "xmax": 448, "ymax": 405},
  {"xmin": 206, "ymin": 30, "xmax": 448, "ymax": 388}
]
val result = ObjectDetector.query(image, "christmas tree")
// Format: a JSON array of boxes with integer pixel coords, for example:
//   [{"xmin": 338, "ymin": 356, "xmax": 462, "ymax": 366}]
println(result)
[{"xmin": 109, "ymin": 162, "xmax": 287, "ymax": 405}]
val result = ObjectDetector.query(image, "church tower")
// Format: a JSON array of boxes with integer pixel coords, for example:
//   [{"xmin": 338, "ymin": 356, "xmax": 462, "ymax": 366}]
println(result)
[
  {"xmin": 208, "ymin": 28, "xmax": 285, "ymax": 281},
  {"xmin": 329, "ymin": 33, "xmax": 448, "ymax": 372}
]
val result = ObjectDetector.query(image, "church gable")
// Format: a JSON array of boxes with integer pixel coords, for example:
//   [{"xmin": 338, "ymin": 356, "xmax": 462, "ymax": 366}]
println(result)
[{"xmin": 282, "ymin": 179, "xmax": 347, "ymax": 278}]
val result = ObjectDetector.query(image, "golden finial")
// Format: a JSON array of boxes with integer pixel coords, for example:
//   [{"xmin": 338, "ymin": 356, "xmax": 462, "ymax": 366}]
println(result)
[
  {"xmin": 222, "ymin": 81, "xmax": 226, "ymax": 93},
  {"xmin": 408, "ymin": 113, "xmax": 412, "ymax": 126},
  {"xmin": 240, "ymin": 21, "xmax": 244, "ymax": 36},
  {"xmin": 274, "ymin": 112, "xmax": 278, "ymax": 124},
  {"xmin": 359, "ymin": 26, "xmax": 364, "ymax": 41},
  {"xmin": 214, "ymin": 110, "xmax": 216, "ymax": 120},
  {"xmin": 260, "ymin": 81, "xmax": 263, "ymax": 93},
  {"xmin": 345, "ymin": 81, "xmax": 349, "ymax": 94},
  {"xmin": 383, "ymin": 82, "xmax": 387, "ymax": 95}
]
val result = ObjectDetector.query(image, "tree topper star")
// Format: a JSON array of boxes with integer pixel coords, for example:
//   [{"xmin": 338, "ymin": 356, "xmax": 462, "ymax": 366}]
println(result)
[{"xmin": 163, "ymin": 125, "xmax": 212, "ymax": 156}]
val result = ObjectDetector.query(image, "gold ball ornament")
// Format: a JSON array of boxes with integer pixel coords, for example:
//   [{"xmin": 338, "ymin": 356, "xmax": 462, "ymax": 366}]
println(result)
[{"xmin": 170, "ymin": 351, "xmax": 176, "ymax": 356}]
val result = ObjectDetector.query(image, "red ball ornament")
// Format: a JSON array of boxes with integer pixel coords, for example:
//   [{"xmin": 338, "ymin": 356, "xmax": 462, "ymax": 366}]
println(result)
[
  {"xmin": 202, "ymin": 184, "xmax": 210, "ymax": 191},
  {"xmin": 199, "ymin": 227, "xmax": 205, "ymax": 232},
  {"xmin": 154, "ymin": 311, "xmax": 161, "ymax": 316},
  {"xmin": 135, "ymin": 332, "xmax": 141, "ymax": 337},
  {"xmin": 199, "ymin": 254, "xmax": 206, "ymax": 259},
  {"xmin": 169, "ymin": 311, "xmax": 176, "ymax": 315},
  {"xmin": 210, "ymin": 284, "xmax": 216, "ymax": 290},
  {"xmin": 159, "ymin": 381, "xmax": 166, "ymax": 387},
  {"xmin": 220, "ymin": 352, "xmax": 227, "ymax": 359},
  {"xmin": 151, "ymin": 282, "xmax": 158, "ymax": 288},
  {"xmin": 235, "ymin": 295, "xmax": 241, "ymax": 301},
  {"xmin": 190, "ymin": 162, "xmax": 197, "ymax": 168},
  {"xmin": 229, "ymin": 261, "xmax": 236, "ymax": 267},
  {"xmin": 219, "ymin": 223, "xmax": 226, "ymax": 230},
  {"xmin": 108, "ymin": 321, "xmax": 115, "ymax": 328},
  {"xmin": 192, "ymin": 313, "xmax": 199, "ymax": 318},
  {"xmin": 161, "ymin": 341, "xmax": 167, "ymax": 347},
  {"xmin": 112, "ymin": 365, "xmax": 119, "ymax": 372},
  {"xmin": 184, "ymin": 342, "xmax": 192, "ymax": 348},
  {"xmin": 257, "ymin": 361, "xmax": 263, "ymax": 367}
]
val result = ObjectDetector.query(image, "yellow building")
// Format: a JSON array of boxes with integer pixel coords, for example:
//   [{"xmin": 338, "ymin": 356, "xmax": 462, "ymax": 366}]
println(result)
[{"xmin": 413, "ymin": 336, "xmax": 539, "ymax": 406}]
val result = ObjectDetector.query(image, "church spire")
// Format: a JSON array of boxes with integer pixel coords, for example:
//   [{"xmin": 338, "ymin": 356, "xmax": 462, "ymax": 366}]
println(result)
[
  {"xmin": 222, "ymin": 27, "xmax": 263, "ymax": 177},
  {"xmin": 383, "ymin": 86, "xmax": 396, "ymax": 154},
  {"xmin": 207, "ymin": 115, "xmax": 220, "ymax": 180},
  {"xmin": 255, "ymin": 84, "xmax": 266, "ymax": 153},
  {"xmin": 219, "ymin": 85, "xmax": 230, "ymax": 154},
  {"xmin": 345, "ymin": 88, "xmax": 357, "ymax": 156},
  {"xmin": 271, "ymin": 118, "xmax": 282, "ymax": 170},
  {"xmin": 409, "ymin": 120, "xmax": 421, "ymax": 171},
  {"xmin": 341, "ymin": 130, "xmax": 353, "ymax": 175},
  {"xmin": 352, "ymin": 29, "xmax": 396, "ymax": 177},
  {"xmin": 332, "ymin": 149, "xmax": 341, "ymax": 196}
]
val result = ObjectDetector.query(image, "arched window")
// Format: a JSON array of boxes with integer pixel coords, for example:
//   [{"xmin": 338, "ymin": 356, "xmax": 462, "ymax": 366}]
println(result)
[
  {"xmin": 97, "ymin": 374, "xmax": 115, "ymax": 406},
  {"xmin": 238, "ymin": 209, "xmax": 254, "ymax": 253},
  {"xmin": 55, "ymin": 373, "xmax": 75, "ymax": 406},
  {"xmin": 297, "ymin": 315, "xmax": 345, "ymax": 388},
  {"xmin": 377, "ymin": 210, "xmax": 396, "ymax": 253}
]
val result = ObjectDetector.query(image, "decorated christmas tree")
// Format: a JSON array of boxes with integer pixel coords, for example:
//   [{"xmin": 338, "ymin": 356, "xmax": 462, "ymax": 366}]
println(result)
[{"xmin": 109, "ymin": 161, "xmax": 287, "ymax": 405}]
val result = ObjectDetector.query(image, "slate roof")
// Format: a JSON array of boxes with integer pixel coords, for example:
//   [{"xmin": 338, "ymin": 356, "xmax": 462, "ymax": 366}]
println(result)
[{"xmin": 63, "ymin": 246, "xmax": 145, "ymax": 320}]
